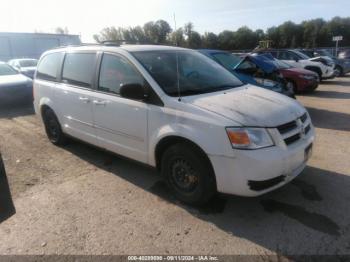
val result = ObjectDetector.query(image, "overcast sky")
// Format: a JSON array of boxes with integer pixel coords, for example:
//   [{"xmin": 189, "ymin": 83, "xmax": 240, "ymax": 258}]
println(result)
[{"xmin": 1, "ymin": 0, "xmax": 349, "ymax": 42}]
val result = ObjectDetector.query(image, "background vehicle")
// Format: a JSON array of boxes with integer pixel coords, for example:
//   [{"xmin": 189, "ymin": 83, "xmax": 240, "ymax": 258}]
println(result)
[
  {"xmin": 255, "ymin": 49, "xmax": 334, "ymax": 80},
  {"xmin": 338, "ymin": 49, "xmax": 350, "ymax": 60},
  {"xmin": 0, "ymin": 32, "xmax": 81, "ymax": 61},
  {"xmin": 0, "ymin": 62, "xmax": 33, "ymax": 107},
  {"xmin": 300, "ymin": 49, "xmax": 350, "ymax": 76},
  {"xmin": 8, "ymin": 58, "xmax": 38, "ymax": 79},
  {"xmin": 199, "ymin": 49, "xmax": 294, "ymax": 98},
  {"xmin": 34, "ymin": 45, "xmax": 314, "ymax": 205},
  {"xmin": 273, "ymin": 59, "xmax": 319, "ymax": 93}
]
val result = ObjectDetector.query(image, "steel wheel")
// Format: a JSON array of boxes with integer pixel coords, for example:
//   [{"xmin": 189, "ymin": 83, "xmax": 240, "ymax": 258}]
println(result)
[{"xmin": 170, "ymin": 158, "xmax": 199, "ymax": 193}]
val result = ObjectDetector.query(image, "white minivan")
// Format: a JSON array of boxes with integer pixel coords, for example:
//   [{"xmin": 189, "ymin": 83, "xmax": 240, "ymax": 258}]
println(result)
[{"xmin": 33, "ymin": 44, "xmax": 315, "ymax": 205}]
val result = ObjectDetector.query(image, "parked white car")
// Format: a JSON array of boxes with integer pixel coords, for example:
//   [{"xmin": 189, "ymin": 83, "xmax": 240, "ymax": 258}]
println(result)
[
  {"xmin": 8, "ymin": 58, "xmax": 38, "ymax": 79},
  {"xmin": 33, "ymin": 45, "xmax": 315, "ymax": 205},
  {"xmin": 256, "ymin": 49, "xmax": 334, "ymax": 80}
]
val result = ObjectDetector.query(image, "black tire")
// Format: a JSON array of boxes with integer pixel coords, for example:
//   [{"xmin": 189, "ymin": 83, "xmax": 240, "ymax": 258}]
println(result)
[
  {"xmin": 286, "ymin": 80, "xmax": 297, "ymax": 94},
  {"xmin": 161, "ymin": 143, "xmax": 216, "ymax": 205},
  {"xmin": 42, "ymin": 108, "xmax": 67, "ymax": 145}
]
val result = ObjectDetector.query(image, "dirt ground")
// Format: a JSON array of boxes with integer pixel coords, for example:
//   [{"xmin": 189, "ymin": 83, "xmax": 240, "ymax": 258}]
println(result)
[{"xmin": 0, "ymin": 77, "xmax": 349, "ymax": 256}]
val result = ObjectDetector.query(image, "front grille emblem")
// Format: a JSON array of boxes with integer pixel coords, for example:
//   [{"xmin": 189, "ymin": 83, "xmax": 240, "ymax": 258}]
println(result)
[{"xmin": 297, "ymin": 119, "xmax": 306, "ymax": 139}]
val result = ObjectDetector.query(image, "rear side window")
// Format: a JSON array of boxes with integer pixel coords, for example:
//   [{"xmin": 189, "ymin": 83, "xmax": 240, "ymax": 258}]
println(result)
[
  {"xmin": 62, "ymin": 53, "xmax": 96, "ymax": 88},
  {"xmin": 36, "ymin": 52, "xmax": 63, "ymax": 81}
]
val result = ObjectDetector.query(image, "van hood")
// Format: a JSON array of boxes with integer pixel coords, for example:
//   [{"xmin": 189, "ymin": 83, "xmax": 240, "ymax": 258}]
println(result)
[{"xmin": 185, "ymin": 85, "xmax": 305, "ymax": 127}]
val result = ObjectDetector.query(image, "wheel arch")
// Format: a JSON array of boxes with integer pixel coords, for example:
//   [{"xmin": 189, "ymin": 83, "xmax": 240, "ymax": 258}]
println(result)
[
  {"xmin": 304, "ymin": 66, "xmax": 322, "ymax": 78},
  {"xmin": 154, "ymin": 135, "xmax": 215, "ymax": 176}
]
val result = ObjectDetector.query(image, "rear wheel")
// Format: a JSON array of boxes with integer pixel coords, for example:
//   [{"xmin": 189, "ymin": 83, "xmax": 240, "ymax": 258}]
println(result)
[
  {"xmin": 42, "ymin": 108, "xmax": 67, "ymax": 145},
  {"xmin": 161, "ymin": 143, "xmax": 216, "ymax": 205}
]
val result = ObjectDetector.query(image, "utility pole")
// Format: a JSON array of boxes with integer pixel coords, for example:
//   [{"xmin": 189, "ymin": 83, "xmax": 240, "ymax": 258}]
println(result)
[{"xmin": 332, "ymin": 35, "xmax": 343, "ymax": 56}]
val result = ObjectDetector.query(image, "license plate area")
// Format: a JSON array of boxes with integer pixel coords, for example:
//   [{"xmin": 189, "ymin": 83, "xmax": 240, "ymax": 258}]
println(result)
[{"xmin": 304, "ymin": 143, "xmax": 313, "ymax": 162}]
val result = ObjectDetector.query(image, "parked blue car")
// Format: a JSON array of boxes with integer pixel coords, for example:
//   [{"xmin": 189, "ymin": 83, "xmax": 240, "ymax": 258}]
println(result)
[{"xmin": 198, "ymin": 49, "xmax": 295, "ymax": 98}]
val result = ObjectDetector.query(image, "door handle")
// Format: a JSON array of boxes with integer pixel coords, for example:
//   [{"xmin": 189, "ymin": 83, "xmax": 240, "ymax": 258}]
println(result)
[
  {"xmin": 79, "ymin": 97, "xmax": 90, "ymax": 103},
  {"xmin": 93, "ymin": 100, "xmax": 107, "ymax": 106}
]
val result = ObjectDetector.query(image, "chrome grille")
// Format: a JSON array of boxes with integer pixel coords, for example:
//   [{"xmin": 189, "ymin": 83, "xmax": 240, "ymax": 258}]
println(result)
[{"xmin": 277, "ymin": 112, "xmax": 311, "ymax": 146}]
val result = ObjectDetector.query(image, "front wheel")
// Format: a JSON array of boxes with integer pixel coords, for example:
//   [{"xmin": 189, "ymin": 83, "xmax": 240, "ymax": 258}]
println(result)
[
  {"xmin": 161, "ymin": 143, "xmax": 217, "ymax": 206},
  {"xmin": 42, "ymin": 108, "xmax": 67, "ymax": 145},
  {"xmin": 286, "ymin": 80, "xmax": 297, "ymax": 93},
  {"xmin": 334, "ymin": 66, "xmax": 343, "ymax": 77}
]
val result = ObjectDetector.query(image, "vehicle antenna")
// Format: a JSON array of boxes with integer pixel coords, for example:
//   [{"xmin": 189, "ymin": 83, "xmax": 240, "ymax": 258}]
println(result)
[
  {"xmin": 173, "ymin": 13, "xmax": 177, "ymax": 46},
  {"xmin": 173, "ymin": 13, "xmax": 181, "ymax": 101},
  {"xmin": 176, "ymin": 51, "xmax": 181, "ymax": 102}
]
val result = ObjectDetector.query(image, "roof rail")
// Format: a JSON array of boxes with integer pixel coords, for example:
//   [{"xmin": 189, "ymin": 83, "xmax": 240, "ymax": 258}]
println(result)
[
  {"xmin": 100, "ymin": 40, "xmax": 154, "ymax": 46},
  {"xmin": 49, "ymin": 43, "xmax": 100, "ymax": 50}
]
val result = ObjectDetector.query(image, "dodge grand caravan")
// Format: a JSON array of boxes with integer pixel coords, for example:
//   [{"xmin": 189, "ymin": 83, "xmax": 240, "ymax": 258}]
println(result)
[{"xmin": 33, "ymin": 45, "xmax": 315, "ymax": 205}]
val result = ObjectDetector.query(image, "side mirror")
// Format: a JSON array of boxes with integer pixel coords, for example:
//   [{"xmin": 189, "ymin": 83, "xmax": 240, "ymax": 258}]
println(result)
[
  {"xmin": 120, "ymin": 83, "xmax": 147, "ymax": 100},
  {"xmin": 294, "ymin": 57, "xmax": 299, "ymax": 62}
]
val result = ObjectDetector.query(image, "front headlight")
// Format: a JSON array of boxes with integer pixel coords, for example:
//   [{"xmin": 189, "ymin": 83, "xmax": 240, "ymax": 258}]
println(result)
[
  {"xmin": 299, "ymin": 74, "xmax": 315, "ymax": 80},
  {"xmin": 226, "ymin": 127, "xmax": 274, "ymax": 150},
  {"xmin": 254, "ymin": 78, "xmax": 278, "ymax": 87}
]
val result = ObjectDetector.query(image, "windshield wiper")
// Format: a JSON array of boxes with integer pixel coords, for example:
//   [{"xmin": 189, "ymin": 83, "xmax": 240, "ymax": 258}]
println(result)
[{"xmin": 213, "ymin": 84, "xmax": 243, "ymax": 90}]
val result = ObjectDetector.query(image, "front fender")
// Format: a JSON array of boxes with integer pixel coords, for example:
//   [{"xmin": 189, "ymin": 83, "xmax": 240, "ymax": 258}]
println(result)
[{"xmin": 148, "ymin": 124, "xmax": 204, "ymax": 166}]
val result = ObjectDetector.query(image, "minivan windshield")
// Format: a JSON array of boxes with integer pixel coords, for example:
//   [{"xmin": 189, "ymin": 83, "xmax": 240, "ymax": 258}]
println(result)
[{"xmin": 132, "ymin": 50, "xmax": 243, "ymax": 96}]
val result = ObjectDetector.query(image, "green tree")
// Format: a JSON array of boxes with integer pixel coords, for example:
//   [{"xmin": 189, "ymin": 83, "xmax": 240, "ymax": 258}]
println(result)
[
  {"xmin": 217, "ymin": 30, "xmax": 235, "ymax": 50},
  {"xmin": 143, "ymin": 20, "xmax": 172, "ymax": 44},
  {"xmin": 234, "ymin": 26, "xmax": 258, "ymax": 49},
  {"xmin": 202, "ymin": 32, "xmax": 219, "ymax": 48},
  {"xmin": 93, "ymin": 26, "xmax": 124, "ymax": 42},
  {"xmin": 169, "ymin": 28, "xmax": 186, "ymax": 46}
]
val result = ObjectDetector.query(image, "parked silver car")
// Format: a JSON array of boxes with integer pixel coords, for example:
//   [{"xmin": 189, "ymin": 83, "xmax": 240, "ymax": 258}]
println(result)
[{"xmin": 0, "ymin": 62, "xmax": 33, "ymax": 107}]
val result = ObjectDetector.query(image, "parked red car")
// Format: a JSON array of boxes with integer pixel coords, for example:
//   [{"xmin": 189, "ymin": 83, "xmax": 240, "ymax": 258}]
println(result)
[{"xmin": 274, "ymin": 59, "xmax": 319, "ymax": 93}]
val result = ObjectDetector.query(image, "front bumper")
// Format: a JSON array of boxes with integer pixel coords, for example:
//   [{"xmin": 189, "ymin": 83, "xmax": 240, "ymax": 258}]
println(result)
[
  {"xmin": 297, "ymin": 79, "xmax": 318, "ymax": 92},
  {"xmin": 209, "ymin": 125, "xmax": 315, "ymax": 196},
  {"xmin": 321, "ymin": 67, "xmax": 335, "ymax": 79}
]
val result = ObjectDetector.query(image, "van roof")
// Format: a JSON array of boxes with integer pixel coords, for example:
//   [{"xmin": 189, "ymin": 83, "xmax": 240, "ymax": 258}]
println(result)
[{"xmin": 46, "ymin": 44, "xmax": 188, "ymax": 54}]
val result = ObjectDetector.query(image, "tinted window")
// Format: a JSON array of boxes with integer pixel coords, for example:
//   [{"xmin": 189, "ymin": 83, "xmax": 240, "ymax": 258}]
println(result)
[
  {"xmin": 36, "ymin": 52, "xmax": 63, "ymax": 81},
  {"xmin": 99, "ymin": 54, "xmax": 144, "ymax": 94},
  {"xmin": 133, "ymin": 50, "xmax": 243, "ymax": 96},
  {"xmin": 292, "ymin": 50, "xmax": 310, "ymax": 60},
  {"xmin": 62, "ymin": 53, "xmax": 96, "ymax": 88},
  {"xmin": 277, "ymin": 51, "xmax": 293, "ymax": 60},
  {"xmin": 267, "ymin": 51, "xmax": 278, "ymax": 58}
]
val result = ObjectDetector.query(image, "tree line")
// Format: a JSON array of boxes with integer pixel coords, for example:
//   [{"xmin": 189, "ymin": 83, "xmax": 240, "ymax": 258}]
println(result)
[{"xmin": 93, "ymin": 17, "xmax": 350, "ymax": 50}]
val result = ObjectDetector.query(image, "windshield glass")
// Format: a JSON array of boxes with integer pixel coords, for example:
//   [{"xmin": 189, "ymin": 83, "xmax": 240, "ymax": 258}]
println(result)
[
  {"xmin": 212, "ymin": 52, "xmax": 242, "ymax": 71},
  {"xmin": 292, "ymin": 50, "xmax": 310, "ymax": 60},
  {"xmin": 19, "ymin": 59, "xmax": 38, "ymax": 67},
  {"xmin": 0, "ymin": 64, "xmax": 18, "ymax": 76},
  {"xmin": 132, "ymin": 50, "xmax": 243, "ymax": 96},
  {"xmin": 318, "ymin": 50, "xmax": 335, "ymax": 58},
  {"xmin": 274, "ymin": 59, "xmax": 292, "ymax": 69}
]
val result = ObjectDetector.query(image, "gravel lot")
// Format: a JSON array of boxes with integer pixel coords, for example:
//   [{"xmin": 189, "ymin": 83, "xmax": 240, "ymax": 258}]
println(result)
[{"xmin": 0, "ymin": 77, "xmax": 349, "ymax": 256}]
